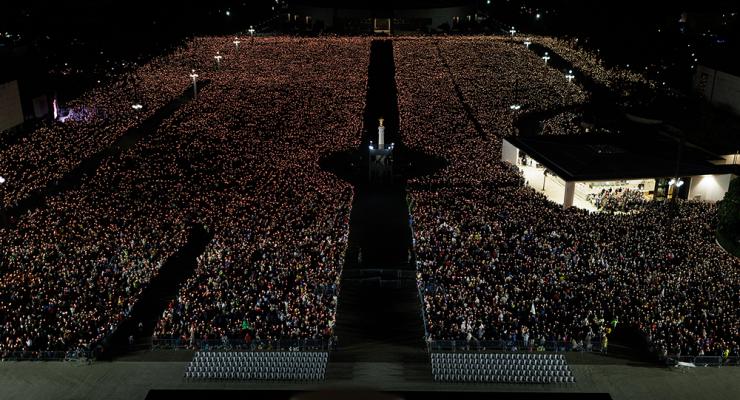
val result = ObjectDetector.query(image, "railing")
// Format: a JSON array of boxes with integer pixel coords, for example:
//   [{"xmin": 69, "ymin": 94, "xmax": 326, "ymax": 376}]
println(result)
[
  {"xmin": 417, "ymin": 283, "xmax": 430, "ymax": 342},
  {"xmin": 428, "ymin": 340, "xmax": 740, "ymax": 368},
  {"xmin": 0, "ymin": 349, "xmax": 92, "ymax": 362},
  {"xmin": 150, "ymin": 337, "xmax": 334, "ymax": 352},
  {"xmin": 408, "ymin": 201, "xmax": 431, "ymax": 343},
  {"xmin": 427, "ymin": 339, "xmax": 605, "ymax": 354},
  {"xmin": 667, "ymin": 355, "xmax": 740, "ymax": 367}
]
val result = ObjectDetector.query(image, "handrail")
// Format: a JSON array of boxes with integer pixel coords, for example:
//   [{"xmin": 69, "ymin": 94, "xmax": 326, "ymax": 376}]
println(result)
[{"xmin": 150, "ymin": 337, "xmax": 334, "ymax": 352}]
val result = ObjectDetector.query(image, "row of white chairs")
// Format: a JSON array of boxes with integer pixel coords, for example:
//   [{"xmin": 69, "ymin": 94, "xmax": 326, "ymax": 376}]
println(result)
[
  {"xmin": 433, "ymin": 364, "xmax": 570, "ymax": 373},
  {"xmin": 434, "ymin": 368, "xmax": 573, "ymax": 378},
  {"xmin": 185, "ymin": 351, "xmax": 328, "ymax": 382},
  {"xmin": 432, "ymin": 353, "xmax": 566, "ymax": 361},
  {"xmin": 186, "ymin": 365, "xmax": 325, "ymax": 374},
  {"xmin": 431, "ymin": 352, "xmax": 575, "ymax": 384},
  {"xmin": 190, "ymin": 360, "xmax": 315, "ymax": 367},
  {"xmin": 432, "ymin": 358, "xmax": 566, "ymax": 366},
  {"xmin": 194, "ymin": 351, "xmax": 327, "ymax": 361},
  {"xmin": 184, "ymin": 371, "xmax": 324, "ymax": 381},
  {"xmin": 434, "ymin": 374, "xmax": 576, "ymax": 384}
]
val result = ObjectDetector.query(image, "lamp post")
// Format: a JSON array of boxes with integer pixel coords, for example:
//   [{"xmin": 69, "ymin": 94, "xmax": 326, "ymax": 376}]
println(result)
[
  {"xmin": 0, "ymin": 176, "xmax": 6, "ymax": 224},
  {"xmin": 509, "ymin": 26, "xmax": 517, "ymax": 38},
  {"xmin": 668, "ymin": 134, "xmax": 686, "ymax": 202},
  {"xmin": 189, "ymin": 69, "xmax": 199, "ymax": 99},
  {"xmin": 233, "ymin": 37, "xmax": 241, "ymax": 52},
  {"xmin": 248, "ymin": 26, "xmax": 256, "ymax": 42},
  {"xmin": 214, "ymin": 52, "xmax": 223, "ymax": 70},
  {"xmin": 524, "ymin": 39, "xmax": 531, "ymax": 49},
  {"xmin": 542, "ymin": 52, "xmax": 551, "ymax": 65},
  {"xmin": 668, "ymin": 178, "xmax": 685, "ymax": 200},
  {"xmin": 565, "ymin": 70, "xmax": 575, "ymax": 83}
]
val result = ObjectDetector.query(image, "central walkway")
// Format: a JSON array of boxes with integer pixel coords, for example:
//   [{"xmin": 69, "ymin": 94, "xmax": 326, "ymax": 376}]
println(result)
[{"xmin": 325, "ymin": 40, "xmax": 431, "ymax": 385}]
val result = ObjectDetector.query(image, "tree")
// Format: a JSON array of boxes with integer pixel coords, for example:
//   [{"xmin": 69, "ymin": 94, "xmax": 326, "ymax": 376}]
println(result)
[{"xmin": 717, "ymin": 176, "xmax": 740, "ymax": 248}]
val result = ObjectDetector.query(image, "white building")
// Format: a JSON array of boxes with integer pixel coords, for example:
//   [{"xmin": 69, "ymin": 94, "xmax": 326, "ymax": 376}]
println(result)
[
  {"xmin": 0, "ymin": 80, "xmax": 24, "ymax": 132},
  {"xmin": 694, "ymin": 65, "xmax": 740, "ymax": 117},
  {"xmin": 503, "ymin": 135, "xmax": 737, "ymax": 210}
]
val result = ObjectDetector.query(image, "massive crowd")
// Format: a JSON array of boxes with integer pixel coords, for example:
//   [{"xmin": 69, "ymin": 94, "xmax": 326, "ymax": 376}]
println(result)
[
  {"xmin": 396, "ymin": 37, "xmax": 739, "ymax": 359},
  {"xmin": 0, "ymin": 36, "xmax": 369, "ymax": 355},
  {"xmin": 0, "ymin": 43, "xmax": 208, "ymax": 209},
  {"xmin": 528, "ymin": 36, "xmax": 653, "ymax": 92},
  {"xmin": 1, "ymin": 36, "xmax": 738, "ymax": 362},
  {"xmin": 0, "ymin": 117, "xmax": 191, "ymax": 355},
  {"xmin": 142, "ymin": 36, "xmax": 371, "ymax": 346}
]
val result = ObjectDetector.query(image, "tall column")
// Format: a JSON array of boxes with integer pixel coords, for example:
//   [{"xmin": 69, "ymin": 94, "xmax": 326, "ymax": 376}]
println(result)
[
  {"xmin": 501, "ymin": 139, "xmax": 519, "ymax": 165},
  {"xmin": 378, "ymin": 118, "xmax": 385, "ymax": 150},
  {"xmin": 563, "ymin": 181, "xmax": 576, "ymax": 208}
]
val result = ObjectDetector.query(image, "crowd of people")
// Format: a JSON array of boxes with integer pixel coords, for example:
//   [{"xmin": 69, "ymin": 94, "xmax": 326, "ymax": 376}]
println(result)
[
  {"xmin": 1, "ymin": 36, "xmax": 370, "ymax": 355},
  {"xmin": 0, "ymin": 116, "xmax": 192, "ymax": 355},
  {"xmin": 146, "ymin": 37, "xmax": 371, "ymax": 346},
  {"xmin": 0, "ymin": 42, "xmax": 213, "ymax": 209},
  {"xmin": 540, "ymin": 111, "xmax": 618, "ymax": 136},
  {"xmin": 395, "ymin": 37, "xmax": 739, "ymax": 359},
  {"xmin": 1, "ymin": 35, "xmax": 738, "ymax": 362},
  {"xmin": 528, "ymin": 36, "xmax": 653, "ymax": 92},
  {"xmin": 588, "ymin": 188, "xmax": 648, "ymax": 213}
]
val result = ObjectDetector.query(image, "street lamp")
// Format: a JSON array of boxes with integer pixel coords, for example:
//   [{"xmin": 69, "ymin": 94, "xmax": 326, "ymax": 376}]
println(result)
[
  {"xmin": 0, "ymin": 175, "xmax": 5, "ymax": 223},
  {"xmin": 509, "ymin": 26, "xmax": 517, "ymax": 37},
  {"xmin": 668, "ymin": 178, "xmax": 685, "ymax": 200},
  {"xmin": 542, "ymin": 52, "xmax": 551, "ymax": 65},
  {"xmin": 248, "ymin": 26, "xmax": 256, "ymax": 41},
  {"xmin": 132, "ymin": 104, "xmax": 143, "ymax": 110},
  {"xmin": 214, "ymin": 52, "xmax": 223, "ymax": 69},
  {"xmin": 565, "ymin": 70, "xmax": 575, "ymax": 83},
  {"xmin": 189, "ymin": 69, "xmax": 199, "ymax": 98},
  {"xmin": 510, "ymin": 104, "xmax": 522, "ymax": 110},
  {"xmin": 233, "ymin": 37, "xmax": 241, "ymax": 51},
  {"xmin": 524, "ymin": 39, "xmax": 531, "ymax": 49}
]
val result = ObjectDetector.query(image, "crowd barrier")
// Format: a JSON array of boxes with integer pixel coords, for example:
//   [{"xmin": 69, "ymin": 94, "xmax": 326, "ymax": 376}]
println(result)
[
  {"xmin": 668, "ymin": 355, "xmax": 740, "ymax": 367},
  {"xmin": 151, "ymin": 337, "xmax": 334, "ymax": 352},
  {"xmin": 0, "ymin": 349, "xmax": 92, "ymax": 362},
  {"xmin": 427, "ymin": 338, "xmax": 605, "ymax": 354}
]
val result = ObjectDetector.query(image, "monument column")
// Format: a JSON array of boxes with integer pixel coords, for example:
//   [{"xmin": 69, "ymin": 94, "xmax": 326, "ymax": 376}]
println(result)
[{"xmin": 378, "ymin": 118, "xmax": 385, "ymax": 150}]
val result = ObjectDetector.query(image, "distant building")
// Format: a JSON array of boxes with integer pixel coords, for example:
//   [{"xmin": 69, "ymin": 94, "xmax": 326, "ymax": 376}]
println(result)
[
  {"xmin": 285, "ymin": 0, "xmax": 479, "ymax": 33},
  {"xmin": 502, "ymin": 133, "xmax": 737, "ymax": 210},
  {"xmin": 0, "ymin": 80, "xmax": 24, "ymax": 132},
  {"xmin": 694, "ymin": 65, "xmax": 740, "ymax": 116}
]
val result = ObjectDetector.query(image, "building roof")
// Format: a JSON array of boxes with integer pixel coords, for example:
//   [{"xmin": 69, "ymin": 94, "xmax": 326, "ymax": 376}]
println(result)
[{"xmin": 506, "ymin": 133, "xmax": 736, "ymax": 182}]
